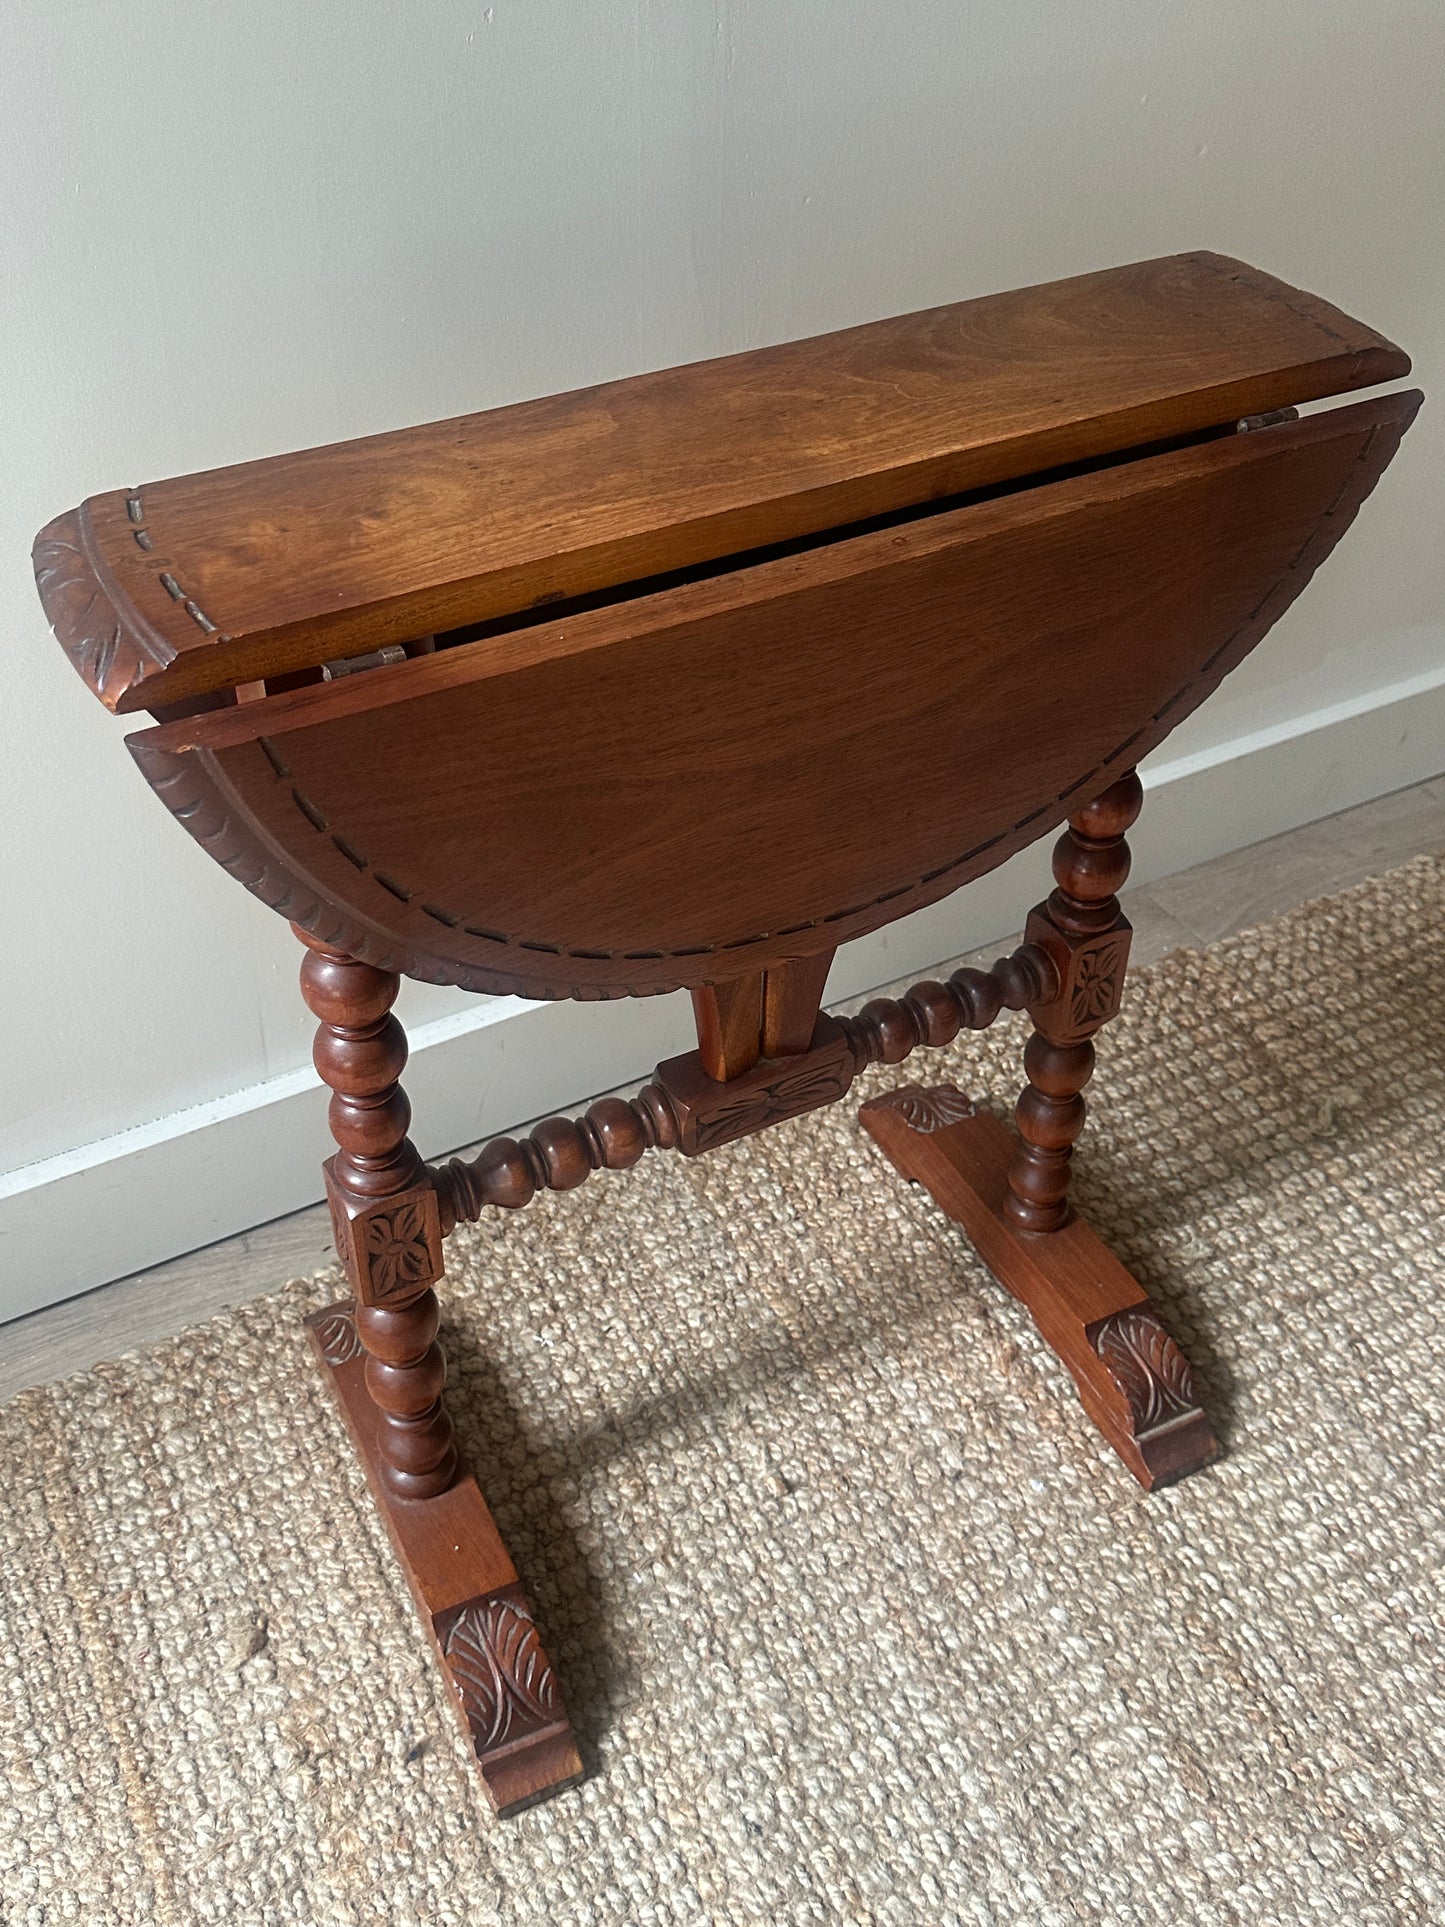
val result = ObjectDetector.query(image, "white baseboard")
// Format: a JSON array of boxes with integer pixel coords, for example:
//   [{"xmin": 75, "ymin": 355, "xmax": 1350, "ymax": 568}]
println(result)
[{"xmin": 4, "ymin": 668, "xmax": 1443, "ymax": 1322}]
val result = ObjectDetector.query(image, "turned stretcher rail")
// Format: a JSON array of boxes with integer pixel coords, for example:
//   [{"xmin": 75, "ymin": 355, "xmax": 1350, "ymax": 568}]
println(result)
[{"xmin": 431, "ymin": 939, "xmax": 1058, "ymax": 1231}]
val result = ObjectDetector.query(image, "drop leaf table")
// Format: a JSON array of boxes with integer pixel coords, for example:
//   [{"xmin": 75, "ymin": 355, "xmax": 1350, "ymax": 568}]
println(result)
[{"xmin": 34, "ymin": 252, "xmax": 1418, "ymax": 1814}]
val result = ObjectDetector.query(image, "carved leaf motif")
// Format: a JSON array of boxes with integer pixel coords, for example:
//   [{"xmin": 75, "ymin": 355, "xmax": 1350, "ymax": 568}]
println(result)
[
  {"xmin": 442, "ymin": 1596, "xmax": 561, "ymax": 1752},
  {"xmin": 1092, "ymin": 1309, "xmax": 1197, "ymax": 1435},
  {"xmin": 314, "ymin": 1305, "xmax": 363, "ymax": 1366},
  {"xmin": 1069, "ymin": 935, "xmax": 1130, "ymax": 1028},
  {"xmin": 363, "ymin": 1202, "xmax": 435, "ymax": 1299},
  {"xmin": 693, "ymin": 1057, "xmax": 853, "ymax": 1153},
  {"xmin": 866, "ymin": 1085, "xmax": 976, "ymax": 1133},
  {"xmin": 33, "ymin": 523, "xmax": 173, "ymax": 706}
]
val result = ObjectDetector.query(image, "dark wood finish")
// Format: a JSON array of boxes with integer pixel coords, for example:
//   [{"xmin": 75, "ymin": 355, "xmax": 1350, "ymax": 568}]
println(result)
[
  {"xmin": 859, "ymin": 1092, "xmax": 1216, "ymax": 1489},
  {"xmin": 762, "ymin": 951, "xmax": 837, "ymax": 1058},
  {"xmin": 653, "ymin": 1015, "xmax": 858, "ymax": 1155},
  {"xmin": 306, "ymin": 1300, "xmax": 583, "ymax": 1814},
  {"xmin": 433, "ymin": 1085, "xmax": 675, "ymax": 1231},
  {"xmin": 300, "ymin": 935, "xmax": 582, "ymax": 1811},
  {"xmin": 128, "ymin": 392, "xmax": 1418, "ymax": 1000},
  {"xmin": 690, "ymin": 953, "xmax": 838, "ymax": 1078},
  {"xmin": 857, "ymin": 775, "xmax": 1215, "ymax": 1488},
  {"xmin": 839, "ymin": 942, "xmax": 1057, "ymax": 1068},
  {"xmin": 296, "ymin": 930, "xmax": 457, "ymax": 1501},
  {"xmin": 1006, "ymin": 771, "xmax": 1142, "ymax": 1232},
  {"xmin": 691, "ymin": 975, "xmax": 765, "ymax": 1081},
  {"xmin": 35, "ymin": 256, "xmax": 1418, "ymax": 1812},
  {"xmin": 34, "ymin": 254, "xmax": 1408, "ymax": 712},
  {"xmin": 433, "ymin": 932, "xmax": 1067, "ymax": 1225}
]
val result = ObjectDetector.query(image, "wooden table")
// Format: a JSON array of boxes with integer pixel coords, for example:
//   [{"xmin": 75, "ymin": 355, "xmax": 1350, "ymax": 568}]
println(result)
[{"xmin": 34, "ymin": 252, "xmax": 1419, "ymax": 1814}]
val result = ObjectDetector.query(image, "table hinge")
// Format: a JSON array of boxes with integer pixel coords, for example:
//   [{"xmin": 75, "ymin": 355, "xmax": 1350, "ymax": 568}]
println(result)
[
  {"xmin": 1236, "ymin": 406, "xmax": 1301, "ymax": 433},
  {"xmin": 321, "ymin": 644, "xmax": 409, "ymax": 680}
]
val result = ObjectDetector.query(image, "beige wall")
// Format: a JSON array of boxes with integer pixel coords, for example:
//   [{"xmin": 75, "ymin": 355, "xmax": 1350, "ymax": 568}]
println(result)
[{"xmin": 3, "ymin": 1, "xmax": 1442, "ymax": 1306}]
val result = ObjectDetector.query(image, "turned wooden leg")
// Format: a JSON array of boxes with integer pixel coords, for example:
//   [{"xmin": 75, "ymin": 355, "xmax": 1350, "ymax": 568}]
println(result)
[
  {"xmin": 297, "ymin": 931, "xmax": 457, "ymax": 1499},
  {"xmin": 1005, "ymin": 771, "xmax": 1140, "ymax": 1232},
  {"xmin": 861, "ymin": 772, "xmax": 1217, "ymax": 1490},
  {"xmin": 294, "ymin": 929, "xmax": 583, "ymax": 1813}
]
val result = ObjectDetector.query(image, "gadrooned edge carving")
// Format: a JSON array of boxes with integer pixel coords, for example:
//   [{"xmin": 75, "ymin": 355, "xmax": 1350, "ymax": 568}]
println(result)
[
  {"xmin": 859, "ymin": 1084, "xmax": 977, "ymax": 1133},
  {"xmin": 435, "ymin": 1588, "xmax": 564, "ymax": 1754},
  {"xmin": 33, "ymin": 510, "xmax": 175, "ymax": 710},
  {"xmin": 1090, "ymin": 1308, "xmax": 1199, "ymax": 1436},
  {"xmin": 130, "ymin": 740, "xmax": 420, "ymax": 977},
  {"xmin": 312, "ymin": 1303, "xmax": 364, "ymax": 1366},
  {"xmin": 129, "ymin": 739, "xmax": 682, "ymax": 1000}
]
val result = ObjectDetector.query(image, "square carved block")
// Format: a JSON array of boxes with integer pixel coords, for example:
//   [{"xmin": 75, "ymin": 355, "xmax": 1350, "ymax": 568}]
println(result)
[
  {"xmin": 323, "ymin": 1168, "xmax": 444, "ymax": 1308},
  {"xmin": 1023, "ymin": 907, "xmax": 1133, "ymax": 1046},
  {"xmin": 653, "ymin": 1015, "xmax": 857, "ymax": 1154}
]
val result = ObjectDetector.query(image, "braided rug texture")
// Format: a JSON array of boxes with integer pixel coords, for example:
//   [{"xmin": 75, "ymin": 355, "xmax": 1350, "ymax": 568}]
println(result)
[{"xmin": 2, "ymin": 854, "xmax": 1443, "ymax": 1927}]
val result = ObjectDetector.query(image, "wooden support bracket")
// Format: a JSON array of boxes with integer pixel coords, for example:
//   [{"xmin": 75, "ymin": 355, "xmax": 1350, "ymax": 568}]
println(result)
[
  {"xmin": 305, "ymin": 1300, "xmax": 584, "ymax": 1814},
  {"xmin": 859, "ymin": 1087, "xmax": 1217, "ymax": 1489}
]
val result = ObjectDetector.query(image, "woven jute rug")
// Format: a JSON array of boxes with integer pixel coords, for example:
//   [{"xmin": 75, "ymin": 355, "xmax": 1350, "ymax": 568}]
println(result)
[{"xmin": 3, "ymin": 855, "xmax": 1443, "ymax": 1927}]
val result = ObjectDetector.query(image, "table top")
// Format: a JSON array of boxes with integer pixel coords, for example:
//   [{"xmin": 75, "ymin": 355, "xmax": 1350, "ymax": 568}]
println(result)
[
  {"xmin": 129, "ymin": 387, "xmax": 1419, "ymax": 998},
  {"xmin": 35, "ymin": 251, "xmax": 1407, "ymax": 714}
]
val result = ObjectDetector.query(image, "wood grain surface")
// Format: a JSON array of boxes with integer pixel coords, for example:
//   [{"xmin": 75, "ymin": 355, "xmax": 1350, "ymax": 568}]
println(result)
[
  {"xmin": 306, "ymin": 1300, "xmax": 584, "ymax": 1815},
  {"xmin": 859, "ymin": 1094, "xmax": 1217, "ymax": 1489},
  {"xmin": 130, "ymin": 390, "xmax": 1420, "ymax": 999},
  {"xmin": 36, "ymin": 252, "xmax": 1408, "ymax": 711}
]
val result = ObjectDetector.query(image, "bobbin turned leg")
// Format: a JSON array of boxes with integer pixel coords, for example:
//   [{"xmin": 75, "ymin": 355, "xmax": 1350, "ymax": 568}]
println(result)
[
  {"xmin": 861, "ymin": 774, "xmax": 1216, "ymax": 1489},
  {"xmin": 295, "ymin": 930, "xmax": 582, "ymax": 1813}
]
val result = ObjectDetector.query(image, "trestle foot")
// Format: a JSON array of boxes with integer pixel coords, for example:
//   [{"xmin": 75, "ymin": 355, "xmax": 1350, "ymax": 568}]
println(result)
[
  {"xmin": 306, "ymin": 1299, "xmax": 584, "ymax": 1814},
  {"xmin": 859, "ymin": 1091, "xmax": 1216, "ymax": 1489}
]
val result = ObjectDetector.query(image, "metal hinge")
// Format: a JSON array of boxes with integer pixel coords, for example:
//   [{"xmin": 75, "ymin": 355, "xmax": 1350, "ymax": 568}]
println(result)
[
  {"xmin": 1236, "ymin": 406, "xmax": 1300, "ymax": 433},
  {"xmin": 320, "ymin": 644, "xmax": 408, "ymax": 680}
]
